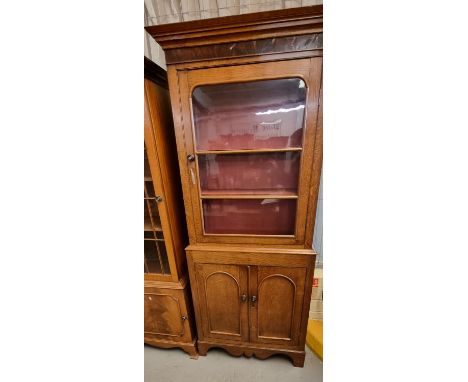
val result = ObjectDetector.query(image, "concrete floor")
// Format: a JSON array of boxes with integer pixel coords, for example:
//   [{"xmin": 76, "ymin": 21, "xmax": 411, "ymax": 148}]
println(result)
[{"xmin": 144, "ymin": 345, "xmax": 323, "ymax": 382}]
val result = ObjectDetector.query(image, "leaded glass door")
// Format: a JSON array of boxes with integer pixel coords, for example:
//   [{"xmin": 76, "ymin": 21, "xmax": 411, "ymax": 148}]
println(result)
[{"xmin": 144, "ymin": 144, "xmax": 171, "ymax": 276}]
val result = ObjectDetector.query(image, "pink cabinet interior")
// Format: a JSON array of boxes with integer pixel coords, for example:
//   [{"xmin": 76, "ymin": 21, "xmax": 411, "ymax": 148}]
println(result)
[{"xmin": 191, "ymin": 77, "xmax": 306, "ymax": 236}]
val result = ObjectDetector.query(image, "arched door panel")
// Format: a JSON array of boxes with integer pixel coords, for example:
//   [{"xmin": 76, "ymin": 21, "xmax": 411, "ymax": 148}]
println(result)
[
  {"xmin": 195, "ymin": 263, "xmax": 249, "ymax": 341},
  {"xmin": 250, "ymin": 266, "xmax": 307, "ymax": 346}
]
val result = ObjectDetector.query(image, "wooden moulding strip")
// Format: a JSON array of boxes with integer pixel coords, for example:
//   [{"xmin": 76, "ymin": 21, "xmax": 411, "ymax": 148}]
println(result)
[
  {"xmin": 144, "ymin": 274, "xmax": 188, "ymax": 290},
  {"xmin": 200, "ymin": 194, "xmax": 298, "ymax": 200},
  {"xmin": 195, "ymin": 147, "xmax": 302, "ymax": 155},
  {"xmin": 185, "ymin": 244, "xmax": 316, "ymax": 256}
]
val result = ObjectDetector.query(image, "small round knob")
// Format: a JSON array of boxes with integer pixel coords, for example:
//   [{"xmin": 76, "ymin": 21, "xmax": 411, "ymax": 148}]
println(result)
[
  {"xmin": 181, "ymin": 316, "xmax": 187, "ymax": 321},
  {"xmin": 241, "ymin": 294, "xmax": 247, "ymax": 302},
  {"xmin": 155, "ymin": 195, "xmax": 163, "ymax": 202},
  {"xmin": 187, "ymin": 154, "xmax": 195, "ymax": 162}
]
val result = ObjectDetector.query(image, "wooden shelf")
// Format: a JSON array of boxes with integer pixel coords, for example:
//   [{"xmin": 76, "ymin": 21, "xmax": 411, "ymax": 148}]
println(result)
[
  {"xmin": 200, "ymin": 192, "xmax": 298, "ymax": 199},
  {"xmin": 196, "ymin": 147, "xmax": 302, "ymax": 155}
]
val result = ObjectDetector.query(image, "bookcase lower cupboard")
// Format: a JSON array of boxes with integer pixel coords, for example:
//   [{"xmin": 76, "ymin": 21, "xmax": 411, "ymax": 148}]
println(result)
[
  {"xmin": 188, "ymin": 247, "xmax": 314, "ymax": 367},
  {"xmin": 147, "ymin": 5, "xmax": 323, "ymax": 367}
]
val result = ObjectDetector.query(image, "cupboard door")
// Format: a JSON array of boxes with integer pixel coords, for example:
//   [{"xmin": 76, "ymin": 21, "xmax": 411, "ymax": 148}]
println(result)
[
  {"xmin": 250, "ymin": 266, "xmax": 307, "ymax": 346},
  {"xmin": 194, "ymin": 263, "xmax": 249, "ymax": 342},
  {"xmin": 144, "ymin": 289, "xmax": 190, "ymax": 342}
]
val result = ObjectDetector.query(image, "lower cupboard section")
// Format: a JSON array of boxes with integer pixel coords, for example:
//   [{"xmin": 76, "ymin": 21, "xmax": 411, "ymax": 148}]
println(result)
[
  {"xmin": 186, "ymin": 247, "xmax": 316, "ymax": 367},
  {"xmin": 144, "ymin": 278, "xmax": 197, "ymax": 357}
]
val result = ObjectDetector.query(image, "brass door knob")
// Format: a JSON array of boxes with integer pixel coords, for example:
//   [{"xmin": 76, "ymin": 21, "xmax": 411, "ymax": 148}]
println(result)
[
  {"xmin": 187, "ymin": 154, "xmax": 195, "ymax": 161},
  {"xmin": 241, "ymin": 294, "xmax": 247, "ymax": 302}
]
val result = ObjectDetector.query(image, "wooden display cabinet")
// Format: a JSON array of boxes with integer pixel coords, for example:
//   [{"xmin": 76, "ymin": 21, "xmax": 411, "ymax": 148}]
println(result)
[
  {"xmin": 144, "ymin": 58, "xmax": 197, "ymax": 358},
  {"xmin": 146, "ymin": 5, "xmax": 323, "ymax": 367}
]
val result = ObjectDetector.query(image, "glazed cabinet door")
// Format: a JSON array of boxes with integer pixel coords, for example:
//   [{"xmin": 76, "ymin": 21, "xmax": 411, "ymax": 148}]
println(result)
[
  {"xmin": 194, "ymin": 263, "xmax": 249, "ymax": 342},
  {"xmin": 144, "ymin": 78, "xmax": 181, "ymax": 282},
  {"xmin": 177, "ymin": 57, "xmax": 322, "ymax": 246},
  {"xmin": 144, "ymin": 144, "xmax": 171, "ymax": 279},
  {"xmin": 250, "ymin": 266, "xmax": 307, "ymax": 346}
]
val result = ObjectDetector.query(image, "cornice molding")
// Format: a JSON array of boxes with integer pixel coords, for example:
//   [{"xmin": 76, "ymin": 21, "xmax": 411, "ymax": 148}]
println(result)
[{"xmin": 146, "ymin": 5, "xmax": 322, "ymax": 50}]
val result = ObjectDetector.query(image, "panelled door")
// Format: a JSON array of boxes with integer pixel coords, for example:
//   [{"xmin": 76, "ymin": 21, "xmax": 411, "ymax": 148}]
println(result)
[
  {"xmin": 177, "ymin": 57, "xmax": 322, "ymax": 246},
  {"xmin": 194, "ymin": 263, "xmax": 249, "ymax": 342},
  {"xmin": 249, "ymin": 266, "xmax": 306, "ymax": 346},
  {"xmin": 195, "ymin": 263, "xmax": 307, "ymax": 346},
  {"xmin": 144, "ymin": 288, "xmax": 192, "ymax": 343}
]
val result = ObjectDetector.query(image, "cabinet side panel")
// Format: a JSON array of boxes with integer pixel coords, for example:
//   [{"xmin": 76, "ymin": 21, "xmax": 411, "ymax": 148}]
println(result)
[{"xmin": 305, "ymin": 61, "xmax": 323, "ymax": 247}]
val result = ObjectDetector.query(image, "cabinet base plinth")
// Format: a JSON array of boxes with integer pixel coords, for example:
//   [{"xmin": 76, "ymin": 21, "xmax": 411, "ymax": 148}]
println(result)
[
  {"xmin": 145, "ymin": 338, "xmax": 198, "ymax": 359},
  {"xmin": 197, "ymin": 340, "xmax": 305, "ymax": 367}
]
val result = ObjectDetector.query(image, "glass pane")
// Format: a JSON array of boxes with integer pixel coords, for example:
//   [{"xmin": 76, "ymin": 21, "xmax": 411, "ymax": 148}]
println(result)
[
  {"xmin": 144, "ymin": 240, "xmax": 162, "ymax": 273},
  {"xmin": 144, "ymin": 199, "xmax": 161, "ymax": 231},
  {"xmin": 145, "ymin": 181, "xmax": 155, "ymax": 198},
  {"xmin": 159, "ymin": 240, "xmax": 170, "ymax": 273},
  {"xmin": 144, "ymin": 231, "xmax": 154, "ymax": 239},
  {"xmin": 144, "ymin": 168, "xmax": 161, "ymax": 232},
  {"xmin": 199, "ymin": 151, "xmax": 300, "ymax": 196},
  {"xmin": 144, "ymin": 232, "xmax": 169, "ymax": 274},
  {"xmin": 144, "ymin": 238, "xmax": 170, "ymax": 273},
  {"xmin": 144, "ymin": 143, "xmax": 168, "ymax": 275},
  {"xmin": 192, "ymin": 78, "xmax": 306, "ymax": 150},
  {"xmin": 156, "ymin": 231, "xmax": 164, "ymax": 240},
  {"xmin": 203, "ymin": 199, "xmax": 296, "ymax": 235}
]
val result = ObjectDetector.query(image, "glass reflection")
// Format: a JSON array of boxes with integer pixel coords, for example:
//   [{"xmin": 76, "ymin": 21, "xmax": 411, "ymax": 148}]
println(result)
[{"xmin": 192, "ymin": 78, "xmax": 306, "ymax": 150}]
